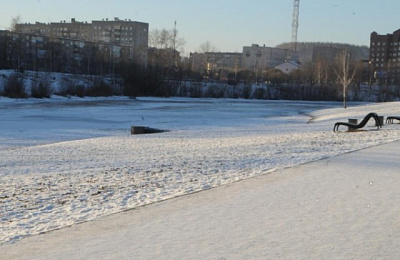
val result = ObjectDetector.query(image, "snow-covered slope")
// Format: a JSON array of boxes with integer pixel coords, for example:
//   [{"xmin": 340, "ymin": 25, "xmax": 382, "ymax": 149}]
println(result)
[{"xmin": 1, "ymin": 96, "xmax": 400, "ymax": 244}]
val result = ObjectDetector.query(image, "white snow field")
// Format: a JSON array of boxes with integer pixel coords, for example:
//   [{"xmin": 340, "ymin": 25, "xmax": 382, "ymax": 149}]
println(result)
[
  {"xmin": 1, "ymin": 96, "xmax": 400, "ymax": 255},
  {"xmin": 3, "ymin": 140, "xmax": 400, "ymax": 259}
]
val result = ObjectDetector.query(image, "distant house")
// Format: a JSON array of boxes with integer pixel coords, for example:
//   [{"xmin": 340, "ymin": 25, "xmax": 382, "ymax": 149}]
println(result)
[{"xmin": 274, "ymin": 61, "xmax": 300, "ymax": 75}]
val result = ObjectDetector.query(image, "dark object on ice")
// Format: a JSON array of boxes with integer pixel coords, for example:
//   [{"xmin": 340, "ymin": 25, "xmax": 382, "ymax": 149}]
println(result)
[
  {"xmin": 131, "ymin": 126, "xmax": 169, "ymax": 135},
  {"xmin": 333, "ymin": 112, "xmax": 382, "ymax": 132},
  {"xmin": 386, "ymin": 116, "xmax": 400, "ymax": 124}
]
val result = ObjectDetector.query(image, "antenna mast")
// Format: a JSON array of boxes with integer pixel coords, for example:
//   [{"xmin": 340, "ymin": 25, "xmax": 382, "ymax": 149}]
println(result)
[{"xmin": 291, "ymin": 0, "xmax": 300, "ymax": 53}]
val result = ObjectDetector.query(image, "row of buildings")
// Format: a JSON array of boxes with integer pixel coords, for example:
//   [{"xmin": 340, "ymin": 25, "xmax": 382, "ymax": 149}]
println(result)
[
  {"xmin": 0, "ymin": 18, "xmax": 148, "ymax": 74},
  {"xmin": 189, "ymin": 45, "xmax": 299, "ymax": 81},
  {"xmin": 3, "ymin": 17, "xmax": 400, "ymax": 85},
  {"xmin": 6, "ymin": 18, "xmax": 302, "ymax": 79},
  {"xmin": 191, "ymin": 29, "xmax": 400, "ymax": 84},
  {"xmin": 16, "ymin": 17, "xmax": 148, "ymax": 62}
]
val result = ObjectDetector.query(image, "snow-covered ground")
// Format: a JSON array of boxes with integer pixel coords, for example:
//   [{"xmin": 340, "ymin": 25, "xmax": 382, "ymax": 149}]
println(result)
[{"xmin": 1, "ymin": 96, "xmax": 400, "ymax": 244}]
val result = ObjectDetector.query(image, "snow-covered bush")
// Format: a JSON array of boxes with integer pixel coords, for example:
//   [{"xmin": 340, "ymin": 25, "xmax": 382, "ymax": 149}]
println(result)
[
  {"xmin": 31, "ymin": 77, "xmax": 52, "ymax": 98},
  {"xmin": 85, "ymin": 81, "xmax": 114, "ymax": 97},
  {"xmin": 3, "ymin": 73, "xmax": 27, "ymax": 98},
  {"xmin": 57, "ymin": 78, "xmax": 85, "ymax": 97}
]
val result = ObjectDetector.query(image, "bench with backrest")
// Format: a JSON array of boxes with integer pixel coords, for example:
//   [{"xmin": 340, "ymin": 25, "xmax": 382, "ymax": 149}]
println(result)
[
  {"xmin": 333, "ymin": 112, "xmax": 382, "ymax": 132},
  {"xmin": 386, "ymin": 116, "xmax": 400, "ymax": 124}
]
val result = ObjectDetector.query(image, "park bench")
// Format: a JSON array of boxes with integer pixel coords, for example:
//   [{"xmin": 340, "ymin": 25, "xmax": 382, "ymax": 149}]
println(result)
[
  {"xmin": 333, "ymin": 112, "xmax": 382, "ymax": 132},
  {"xmin": 386, "ymin": 116, "xmax": 400, "ymax": 124}
]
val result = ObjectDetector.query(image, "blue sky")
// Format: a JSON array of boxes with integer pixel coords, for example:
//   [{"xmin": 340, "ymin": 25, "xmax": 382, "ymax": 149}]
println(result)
[{"xmin": 1, "ymin": 0, "xmax": 399, "ymax": 55}]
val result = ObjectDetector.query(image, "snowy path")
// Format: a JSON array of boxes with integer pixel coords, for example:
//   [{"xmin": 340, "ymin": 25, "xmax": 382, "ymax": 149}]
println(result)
[{"xmin": 2, "ymin": 140, "xmax": 400, "ymax": 259}]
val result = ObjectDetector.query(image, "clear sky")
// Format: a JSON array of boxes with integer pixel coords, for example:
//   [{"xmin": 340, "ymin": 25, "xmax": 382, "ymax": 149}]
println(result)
[{"xmin": 1, "ymin": 0, "xmax": 399, "ymax": 55}]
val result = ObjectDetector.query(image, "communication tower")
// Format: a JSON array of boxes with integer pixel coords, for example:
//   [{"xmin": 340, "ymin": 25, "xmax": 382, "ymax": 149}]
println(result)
[{"xmin": 291, "ymin": 0, "xmax": 300, "ymax": 52}]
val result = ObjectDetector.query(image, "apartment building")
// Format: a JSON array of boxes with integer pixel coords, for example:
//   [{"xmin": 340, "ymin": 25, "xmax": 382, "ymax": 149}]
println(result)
[
  {"xmin": 0, "ymin": 29, "xmax": 139, "ymax": 74},
  {"xmin": 242, "ymin": 44, "xmax": 292, "ymax": 73},
  {"xmin": 91, "ymin": 18, "xmax": 148, "ymax": 65},
  {"xmin": 0, "ymin": 30, "xmax": 54, "ymax": 71},
  {"xmin": 370, "ymin": 29, "xmax": 400, "ymax": 84},
  {"xmin": 15, "ymin": 18, "xmax": 149, "ymax": 67},
  {"xmin": 15, "ymin": 22, "xmax": 50, "ymax": 36},
  {"xmin": 50, "ymin": 18, "xmax": 91, "ymax": 40}
]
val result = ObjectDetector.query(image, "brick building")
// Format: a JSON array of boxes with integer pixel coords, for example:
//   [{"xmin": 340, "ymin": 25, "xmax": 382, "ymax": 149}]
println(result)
[{"xmin": 370, "ymin": 29, "xmax": 400, "ymax": 84}]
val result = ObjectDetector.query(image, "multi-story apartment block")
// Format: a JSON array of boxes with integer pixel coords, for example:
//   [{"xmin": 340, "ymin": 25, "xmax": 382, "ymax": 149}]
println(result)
[
  {"xmin": 242, "ymin": 44, "xmax": 292, "ymax": 73},
  {"xmin": 0, "ymin": 30, "xmax": 50, "ymax": 71},
  {"xmin": 50, "ymin": 19, "xmax": 91, "ymax": 40},
  {"xmin": 91, "ymin": 18, "xmax": 147, "ymax": 45},
  {"xmin": 0, "ymin": 29, "xmax": 140, "ymax": 74},
  {"xmin": 370, "ymin": 29, "xmax": 400, "ymax": 84},
  {"xmin": 15, "ymin": 22, "xmax": 51, "ymax": 36},
  {"xmin": 15, "ymin": 18, "xmax": 148, "ymax": 67},
  {"xmin": 91, "ymin": 18, "xmax": 148, "ymax": 65}
]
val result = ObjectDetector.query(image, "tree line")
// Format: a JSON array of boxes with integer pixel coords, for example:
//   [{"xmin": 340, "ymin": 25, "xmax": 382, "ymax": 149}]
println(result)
[{"xmin": 1, "ymin": 24, "xmax": 398, "ymax": 105}]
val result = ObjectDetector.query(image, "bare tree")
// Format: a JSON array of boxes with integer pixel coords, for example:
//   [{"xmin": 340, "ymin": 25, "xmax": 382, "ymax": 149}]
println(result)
[
  {"xmin": 156, "ymin": 29, "xmax": 171, "ymax": 49},
  {"xmin": 149, "ymin": 27, "xmax": 185, "ymax": 53},
  {"xmin": 10, "ymin": 16, "xmax": 21, "ymax": 31},
  {"xmin": 197, "ymin": 41, "xmax": 217, "ymax": 54},
  {"xmin": 197, "ymin": 41, "xmax": 218, "ymax": 79},
  {"xmin": 314, "ymin": 58, "xmax": 329, "ymax": 86},
  {"xmin": 148, "ymin": 25, "xmax": 185, "ymax": 82},
  {"xmin": 149, "ymin": 29, "xmax": 172, "ymax": 78},
  {"xmin": 335, "ymin": 48, "xmax": 357, "ymax": 108}
]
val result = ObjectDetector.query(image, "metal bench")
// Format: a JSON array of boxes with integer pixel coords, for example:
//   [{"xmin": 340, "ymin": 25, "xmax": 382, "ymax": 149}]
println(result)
[{"xmin": 333, "ymin": 112, "xmax": 382, "ymax": 132}]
